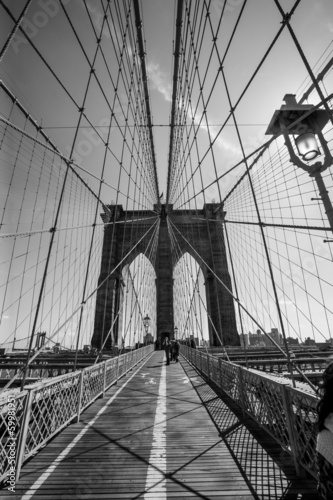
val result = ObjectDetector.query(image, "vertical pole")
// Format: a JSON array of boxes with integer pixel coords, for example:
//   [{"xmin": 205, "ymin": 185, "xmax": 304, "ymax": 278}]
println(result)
[
  {"xmin": 101, "ymin": 361, "xmax": 107, "ymax": 398},
  {"xmin": 21, "ymin": 163, "xmax": 72, "ymax": 390},
  {"xmin": 238, "ymin": 367, "xmax": 246, "ymax": 418},
  {"xmin": 206, "ymin": 354, "xmax": 211, "ymax": 381},
  {"xmin": 224, "ymin": 222, "xmax": 249, "ymax": 368},
  {"xmin": 76, "ymin": 371, "xmax": 84, "ymax": 423},
  {"xmin": 115, "ymin": 355, "xmax": 120, "ymax": 385},
  {"xmin": 221, "ymin": 67, "xmax": 295, "ymax": 386},
  {"xmin": 124, "ymin": 351, "xmax": 128, "ymax": 375},
  {"xmin": 16, "ymin": 389, "xmax": 34, "ymax": 481},
  {"xmin": 280, "ymin": 385, "xmax": 305, "ymax": 477},
  {"xmin": 218, "ymin": 357, "xmax": 223, "ymax": 392}
]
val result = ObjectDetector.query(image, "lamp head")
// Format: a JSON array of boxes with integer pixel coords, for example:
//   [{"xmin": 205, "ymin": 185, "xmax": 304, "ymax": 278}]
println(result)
[
  {"xmin": 266, "ymin": 95, "xmax": 333, "ymax": 168},
  {"xmin": 266, "ymin": 94, "xmax": 330, "ymax": 136},
  {"xmin": 143, "ymin": 314, "xmax": 151, "ymax": 329}
]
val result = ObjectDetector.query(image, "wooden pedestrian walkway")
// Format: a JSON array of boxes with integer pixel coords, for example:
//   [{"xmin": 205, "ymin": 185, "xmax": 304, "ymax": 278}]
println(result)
[{"xmin": 0, "ymin": 352, "xmax": 320, "ymax": 499}]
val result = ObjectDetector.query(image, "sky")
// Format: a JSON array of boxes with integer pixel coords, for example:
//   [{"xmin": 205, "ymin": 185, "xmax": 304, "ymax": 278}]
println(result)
[
  {"xmin": 1, "ymin": 0, "xmax": 332, "ymax": 201},
  {"xmin": 1, "ymin": 0, "xmax": 333, "ymax": 348}
]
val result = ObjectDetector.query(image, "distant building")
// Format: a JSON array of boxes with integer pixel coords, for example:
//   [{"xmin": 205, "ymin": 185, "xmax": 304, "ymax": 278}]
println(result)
[
  {"xmin": 286, "ymin": 336, "xmax": 299, "ymax": 345},
  {"xmin": 249, "ymin": 330, "xmax": 265, "ymax": 347},
  {"xmin": 265, "ymin": 328, "xmax": 282, "ymax": 347},
  {"xmin": 304, "ymin": 337, "xmax": 316, "ymax": 346}
]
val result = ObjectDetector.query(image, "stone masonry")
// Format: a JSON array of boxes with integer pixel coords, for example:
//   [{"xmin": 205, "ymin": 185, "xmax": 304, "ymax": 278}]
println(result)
[{"xmin": 91, "ymin": 203, "xmax": 239, "ymax": 349}]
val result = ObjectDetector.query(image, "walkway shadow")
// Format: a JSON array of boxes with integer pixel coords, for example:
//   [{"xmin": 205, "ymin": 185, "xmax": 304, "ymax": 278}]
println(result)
[{"xmin": 180, "ymin": 357, "xmax": 320, "ymax": 500}]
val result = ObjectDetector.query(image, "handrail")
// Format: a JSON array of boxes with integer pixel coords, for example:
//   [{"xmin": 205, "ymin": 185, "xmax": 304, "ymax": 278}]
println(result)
[
  {"xmin": 180, "ymin": 345, "xmax": 319, "ymax": 479},
  {"xmin": 0, "ymin": 345, "xmax": 154, "ymax": 484}
]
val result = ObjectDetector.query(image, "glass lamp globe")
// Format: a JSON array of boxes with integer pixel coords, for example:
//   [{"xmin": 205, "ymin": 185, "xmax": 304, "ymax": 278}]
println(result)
[
  {"xmin": 143, "ymin": 314, "xmax": 151, "ymax": 329},
  {"xmin": 295, "ymin": 133, "xmax": 320, "ymax": 161}
]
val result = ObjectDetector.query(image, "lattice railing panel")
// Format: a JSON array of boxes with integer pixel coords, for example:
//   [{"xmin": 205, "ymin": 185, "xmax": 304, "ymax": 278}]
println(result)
[
  {"xmin": 210, "ymin": 356, "xmax": 221, "ymax": 386},
  {"xmin": 117, "ymin": 356, "xmax": 127, "ymax": 379},
  {"xmin": 0, "ymin": 392, "xmax": 26, "ymax": 482},
  {"xmin": 220, "ymin": 359, "xmax": 240, "ymax": 402},
  {"xmin": 181, "ymin": 346, "xmax": 320, "ymax": 480},
  {"xmin": 242, "ymin": 371, "xmax": 288, "ymax": 447},
  {"xmin": 287, "ymin": 388, "xmax": 318, "ymax": 475},
  {"xmin": 24, "ymin": 373, "xmax": 80, "ymax": 459},
  {"xmin": 81, "ymin": 364, "xmax": 105, "ymax": 410},
  {"xmin": 105, "ymin": 359, "xmax": 118, "ymax": 389},
  {"xmin": 0, "ymin": 346, "xmax": 153, "ymax": 485}
]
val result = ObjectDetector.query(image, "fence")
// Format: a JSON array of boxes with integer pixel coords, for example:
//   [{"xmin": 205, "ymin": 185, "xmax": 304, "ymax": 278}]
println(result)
[
  {"xmin": 181, "ymin": 345, "xmax": 319, "ymax": 479},
  {"xmin": 0, "ymin": 345, "xmax": 154, "ymax": 484}
]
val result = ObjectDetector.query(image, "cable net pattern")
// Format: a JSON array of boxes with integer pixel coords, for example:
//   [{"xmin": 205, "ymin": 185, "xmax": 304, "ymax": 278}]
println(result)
[
  {"xmin": 166, "ymin": 0, "xmax": 333, "ymax": 347},
  {"xmin": 0, "ymin": 0, "xmax": 159, "ymax": 359},
  {"xmin": 0, "ymin": 1, "xmax": 332, "ymax": 377}
]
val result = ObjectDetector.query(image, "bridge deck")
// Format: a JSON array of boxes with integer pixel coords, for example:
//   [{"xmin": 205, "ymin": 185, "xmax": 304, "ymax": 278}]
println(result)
[{"xmin": 1, "ymin": 352, "xmax": 320, "ymax": 499}]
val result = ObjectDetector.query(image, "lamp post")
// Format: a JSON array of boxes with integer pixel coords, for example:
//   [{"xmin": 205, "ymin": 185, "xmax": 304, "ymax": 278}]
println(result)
[
  {"xmin": 143, "ymin": 314, "xmax": 151, "ymax": 345},
  {"xmin": 266, "ymin": 94, "xmax": 333, "ymax": 232},
  {"xmin": 174, "ymin": 326, "xmax": 178, "ymax": 340}
]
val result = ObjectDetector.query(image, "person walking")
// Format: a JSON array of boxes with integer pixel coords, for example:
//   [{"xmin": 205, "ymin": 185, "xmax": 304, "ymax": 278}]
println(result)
[
  {"xmin": 316, "ymin": 359, "xmax": 333, "ymax": 499},
  {"xmin": 163, "ymin": 337, "xmax": 171, "ymax": 365},
  {"xmin": 170, "ymin": 340, "xmax": 175, "ymax": 362},
  {"xmin": 173, "ymin": 339, "xmax": 180, "ymax": 363}
]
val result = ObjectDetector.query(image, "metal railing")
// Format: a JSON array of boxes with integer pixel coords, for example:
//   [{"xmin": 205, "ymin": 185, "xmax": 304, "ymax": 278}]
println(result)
[
  {"xmin": 181, "ymin": 345, "xmax": 319, "ymax": 479},
  {"xmin": 0, "ymin": 345, "xmax": 154, "ymax": 485}
]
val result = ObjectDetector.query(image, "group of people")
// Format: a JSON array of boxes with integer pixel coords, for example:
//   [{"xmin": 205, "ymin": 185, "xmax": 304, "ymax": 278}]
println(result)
[{"xmin": 162, "ymin": 337, "xmax": 180, "ymax": 365}]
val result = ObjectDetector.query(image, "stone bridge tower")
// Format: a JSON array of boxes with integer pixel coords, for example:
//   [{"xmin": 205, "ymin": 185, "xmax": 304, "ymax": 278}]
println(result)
[{"xmin": 91, "ymin": 203, "xmax": 239, "ymax": 349}]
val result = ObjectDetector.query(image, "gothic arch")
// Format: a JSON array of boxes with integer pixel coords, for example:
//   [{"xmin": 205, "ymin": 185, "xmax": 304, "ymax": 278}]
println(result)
[
  {"xmin": 173, "ymin": 252, "xmax": 209, "ymax": 345},
  {"xmin": 92, "ymin": 203, "xmax": 239, "ymax": 349}
]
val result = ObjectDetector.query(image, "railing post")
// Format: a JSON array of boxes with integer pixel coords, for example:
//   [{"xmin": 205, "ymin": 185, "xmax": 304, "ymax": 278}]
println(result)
[
  {"xmin": 101, "ymin": 361, "xmax": 107, "ymax": 398},
  {"xmin": 76, "ymin": 370, "xmax": 84, "ymax": 423},
  {"xmin": 218, "ymin": 357, "xmax": 223, "ymax": 392},
  {"xmin": 16, "ymin": 389, "xmax": 34, "ymax": 481},
  {"xmin": 238, "ymin": 367, "xmax": 246, "ymax": 418},
  {"xmin": 281, "ymin": 385, "xmax": 305, "ymax": 477},
  {"xmin": 206, "ymin": 354, "xmax": 211, "ymax": 381},
  {"xmin": 115, "ymin": 355, "xmax": 120, "ymax": 385}
]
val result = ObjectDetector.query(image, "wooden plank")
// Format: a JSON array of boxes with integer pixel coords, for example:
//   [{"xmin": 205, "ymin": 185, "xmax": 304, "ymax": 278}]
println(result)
[{"xmin": 0, "ymin": 352, "xmax": 321, "ymax": 499}]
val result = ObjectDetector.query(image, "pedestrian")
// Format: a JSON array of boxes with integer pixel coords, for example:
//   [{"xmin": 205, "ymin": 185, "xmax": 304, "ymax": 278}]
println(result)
[
  {"xmin": 316, "ymin": 359, "xmax": 333, "ymax": 499},
  {"xmin": 163, "ymin": 337, "xmax": 171, "ymax": 365},
  {"xmin": 173, "ymin": 339, "xmax": 180, "ymax": 362},
  {"xmin": 170, "ymin": 340, "xmax": 175, "ymax": 361}
]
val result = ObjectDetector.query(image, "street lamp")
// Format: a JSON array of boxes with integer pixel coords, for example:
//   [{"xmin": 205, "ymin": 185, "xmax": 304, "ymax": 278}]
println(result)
[
  {"xmin": 174, "ymin": 326, "xmax": 178, "ymax": 339},
  {"xmin": 143, "ymin": 314, "xmax": 151, "ymax": 344},
  {"xmin": 266, "ymin": 94, "xmax": 333, "ymax": 232}
]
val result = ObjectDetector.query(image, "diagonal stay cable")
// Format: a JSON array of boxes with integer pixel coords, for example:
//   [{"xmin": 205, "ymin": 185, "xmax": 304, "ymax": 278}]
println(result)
[
  {"xmin": 0, "ymin": 217, "xmax": 160, "ymax": 392},
  {"xmin": 167, "ymin": 218, "xmax": 317, "ymax": 390}
]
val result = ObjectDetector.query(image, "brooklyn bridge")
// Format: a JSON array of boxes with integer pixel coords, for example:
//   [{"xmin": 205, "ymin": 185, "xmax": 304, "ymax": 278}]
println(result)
[{"xmin": 0, "ymin": 0, "xmax": 333, "ymax": 498}]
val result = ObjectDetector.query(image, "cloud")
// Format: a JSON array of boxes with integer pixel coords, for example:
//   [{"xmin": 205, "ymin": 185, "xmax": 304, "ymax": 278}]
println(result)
[
  {"xmin": 147, "ymin": 62, "xmax": 172, "ymax": 102},
  {"xmin": 187, "ymin": 101, "xmax": 240, "ymax": 156},
  {"xmin": 146, "ymin": 61, "xmax": 240, "ymax": 156}
]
